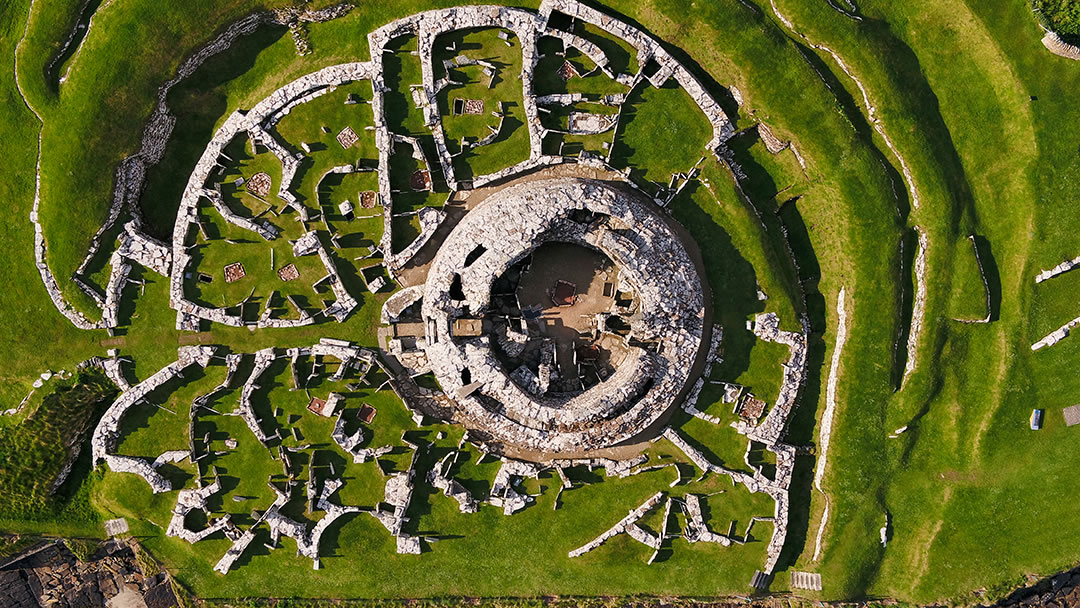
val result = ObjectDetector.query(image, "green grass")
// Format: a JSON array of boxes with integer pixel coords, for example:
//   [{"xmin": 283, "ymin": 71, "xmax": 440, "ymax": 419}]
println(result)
[
  {"xmin": 97, "ymin": 350, "xmax": 776, "ymax": 598},
  {"xmin": 434, "ymin": 28, "xmax": 531, "ymax": 180},
  {"xmin": 538, "ymin": 102, "xmax": 617, "ymax": 157},
  {"xmin": 947, "ymin": 236, "xmax": 989, "ymax": 321},
  {"xmin": 573, "ymin": 21, "xmax": 639, "ymax": 76},
  {"xmin": 1032, "ymin": 0, "xmax": 1080, "ymax": 37},
  {"xmin": 0, "ymin": 369, "xmax": 116, "ymax": 526},
  {"xmin": 611, "ymin": 81, "xmax": 712, "ymax": 194},
  {"xmin": 6, "ymin": 0, "xmax": 1080, "ymax": 603},
  {"xmin": 389, "ymin": 141, "xmax": 447, "ymax": 214},
  {"xmin": 534, "ymin": 36, "xmax": 630, "ymax": 99}
]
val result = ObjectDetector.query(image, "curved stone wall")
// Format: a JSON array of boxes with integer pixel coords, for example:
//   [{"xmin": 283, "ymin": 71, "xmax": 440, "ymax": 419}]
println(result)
[{"xmin": 421, "ymin": 177, "xmax": 705, "ymax": 454}]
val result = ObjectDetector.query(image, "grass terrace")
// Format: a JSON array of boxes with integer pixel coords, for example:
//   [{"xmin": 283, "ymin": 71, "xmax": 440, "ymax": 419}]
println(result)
[
  {"xmin": 185, "ymin": 205, "xmax": 328, "ymax": 319},
  {"xmin": 273, "ymin": 80, "xmax": 379, "ymax": 208}
]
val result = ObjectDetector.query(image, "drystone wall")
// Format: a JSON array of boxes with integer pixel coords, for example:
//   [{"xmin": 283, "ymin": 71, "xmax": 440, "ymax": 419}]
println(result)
[{"xmin": 420, "ymin": 177, "xmax": 705, "ymax": 454}]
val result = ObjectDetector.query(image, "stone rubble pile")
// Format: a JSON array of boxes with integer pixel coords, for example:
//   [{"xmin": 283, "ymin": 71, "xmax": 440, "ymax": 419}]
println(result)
[
  {"xmin": 489, "ymin": 458, "xmax": 543, "ymax": 514},
  {"xmin": 1032, "ymin": 315, "xmax": 1080, "ymax": 351},
  {"xmin": 1035, "ymin": 252, "xmax": 1080, "ymax": 283},
  {"xmin": 0, "ymin": 538, "xmax": 178, "ymax": 608}
]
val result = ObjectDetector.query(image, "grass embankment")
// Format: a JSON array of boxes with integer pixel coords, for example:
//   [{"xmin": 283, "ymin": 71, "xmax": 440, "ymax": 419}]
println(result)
[
  {"xmin": 0, "ymin": 369, "xmax": 117, "ymax": 536},
  {"xmin": 7, "ymin": 0, "xmax": 884, "ymax": 598},
  {"xmin": 769, "ymin": 0, "xmax": 1080, "ymax": 602},
  {"xmin": 11, "ymin": 0, "xmax": 1078, "ymax": 603}
]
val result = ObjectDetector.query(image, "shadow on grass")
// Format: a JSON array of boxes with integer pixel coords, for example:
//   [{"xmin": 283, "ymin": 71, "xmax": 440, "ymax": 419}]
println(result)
[
  {"xmin": 139, "ymin": 24, "xmax": 289, "ymax": 239},
  {"xmin": 891, "ymin": 227, "xmax": 918, "ymax": 390},
  {"xmin": 972, "ymin": 234, "xmax": 1001, "ymax": 322},
  {"xmin": 669, "ymin": 182, "xmax": 764, "ymax": 382}
]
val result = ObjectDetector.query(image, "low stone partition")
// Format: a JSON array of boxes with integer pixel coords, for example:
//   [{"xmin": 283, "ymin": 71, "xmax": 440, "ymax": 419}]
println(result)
[
  {"xmin": 367, "ymin": 450, "xmax": 421, "ymax": 554},
  {"xmin": 167, "ymin": 472, "xmax": 232, "ymax": 543},
  {"xmin": 568, "ymin": 491, "xmax": 664, "ymax": 557},
  {"xmin": 1032, "ymin": 315, "xmax": 1080, "ymax": 351},
  {"xmin": 1042, "ymin": 30, "xmax": 1080, "ymax": 61},
  {"xmin": 264, "ymin": 479, "xmax": 363, "ymax": 569},
  {"xmin": 733, "ymin": 313, "xmax": 807, "ymax": 445},
  {"xmin": 236, "ymin": 348, "xmax": 282, "ymax": 444},
  {"xmin": 102, "ymin": 454, "xmax": 172, "ymax": 494},
  {"xmin": 682, "ymin": 494, "xmax": 731, "ymax": 546},
  {"xmin": 903, "ymin": 227, "xmax": 928, "ymax": 383},
  {"xmin": 428, "ymin": 451, "xmax": 478, "ymax": 513},
  {"xmin": 542, "ymin": 29, "xmax": 609, "ymax": 72},
  {"xmin": 538, "ymin": 0, "xmax": 734, "ymax": 152},
  {"xmin": 662, "ymin": 424, "xmax": 793, "ymax": 574},
  {"xmin": 214, "ymin": 481, "xmax": 288, "ymax": 574}
]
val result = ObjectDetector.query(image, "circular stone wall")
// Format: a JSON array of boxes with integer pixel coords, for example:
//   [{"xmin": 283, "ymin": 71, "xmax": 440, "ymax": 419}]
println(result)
[{"xmin": 421, "ymin": 177, "xmax": 706, "ymax": 455}]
